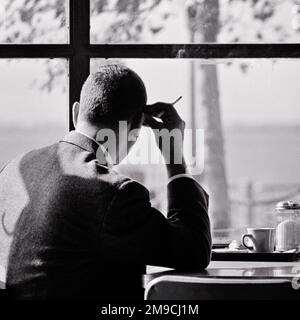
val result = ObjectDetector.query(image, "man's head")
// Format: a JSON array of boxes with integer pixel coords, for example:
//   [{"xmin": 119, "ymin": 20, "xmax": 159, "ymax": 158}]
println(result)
[{"xmin": 72, "ymin": 63, "xmax": 147, "ymax": 164}]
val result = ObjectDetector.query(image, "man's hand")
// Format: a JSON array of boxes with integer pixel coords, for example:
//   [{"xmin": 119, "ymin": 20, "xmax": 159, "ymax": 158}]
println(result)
[
  {"xmin": 143, "ymin": 102, "xmax": 187, "ymax": 178},
  {"xmin": 143, "ymin": 102, "xmax": 185, "ymax": 133}
]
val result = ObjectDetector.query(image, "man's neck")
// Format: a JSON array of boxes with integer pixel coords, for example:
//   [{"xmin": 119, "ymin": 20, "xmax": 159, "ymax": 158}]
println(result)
[
  {"xmin": 75, "ymin": 124, "xmax": 98, "ymax": 143},
  {"xmin": 75, "ymin": 129, "xmax": 99, "ymax": 146}
]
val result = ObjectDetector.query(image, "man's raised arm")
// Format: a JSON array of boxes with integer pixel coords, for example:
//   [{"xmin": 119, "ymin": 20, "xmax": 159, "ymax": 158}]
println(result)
[{"xmin": 102, "ymin": 101, "xmax": 211, "ymax": 269}]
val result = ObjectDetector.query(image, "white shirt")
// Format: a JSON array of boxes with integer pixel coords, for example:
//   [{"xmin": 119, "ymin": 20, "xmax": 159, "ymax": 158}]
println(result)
[{"xmin": 75, "ymin": 129, "xmax": 194, "ymax": 184}]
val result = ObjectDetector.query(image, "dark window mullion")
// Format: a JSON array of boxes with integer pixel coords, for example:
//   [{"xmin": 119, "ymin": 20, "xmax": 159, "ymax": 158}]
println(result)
[
  {"xmin": 1, "ymin": 43, "xmax": 300, "ymax": 59},
  {"xmin": 0, "ymin": 44, "xmax": 72, "ymax": 58},
  {"xmin": 68, "ymin": 0, "xmax": 90, "ymax": 131},
  {"xmin": 87, "ymin": 43, "xmax": 300, "ymax": 59}
]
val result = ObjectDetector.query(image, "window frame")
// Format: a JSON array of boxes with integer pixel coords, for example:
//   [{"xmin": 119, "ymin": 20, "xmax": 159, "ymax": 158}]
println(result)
[{"xmin": 0, "ymin": 0, "xmax": 299, "ymax": 130}]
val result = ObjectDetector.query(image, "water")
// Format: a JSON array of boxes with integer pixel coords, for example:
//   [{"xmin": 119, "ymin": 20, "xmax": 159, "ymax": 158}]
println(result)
[{"xmin": 1, "ymin": 125, "xmax": 299, "ymax": 185}]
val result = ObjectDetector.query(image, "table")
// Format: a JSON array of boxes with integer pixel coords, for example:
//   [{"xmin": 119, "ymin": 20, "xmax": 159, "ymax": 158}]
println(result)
[{"xmin": 144, "ymin": 261, "xmax": 300, "ymax": 289}]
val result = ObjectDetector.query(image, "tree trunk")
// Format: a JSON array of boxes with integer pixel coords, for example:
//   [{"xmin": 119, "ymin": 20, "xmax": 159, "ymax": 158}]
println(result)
[
  {"xmin": 197, "ymin": 63, "xmax": 230, "ymax": 233},
  {"xmin": 187, "ymin": 0, "xmax": 230, "ymax": 235}
]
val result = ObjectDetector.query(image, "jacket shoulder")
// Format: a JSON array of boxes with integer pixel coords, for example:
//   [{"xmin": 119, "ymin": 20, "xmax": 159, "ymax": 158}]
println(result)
[
  {"xmin": 0, "ymin": 143, "xmax": 56, "ymax": 175},
  {"xmin": 95, "ymin": 166, "xmax": 147, "ymax": 196}
]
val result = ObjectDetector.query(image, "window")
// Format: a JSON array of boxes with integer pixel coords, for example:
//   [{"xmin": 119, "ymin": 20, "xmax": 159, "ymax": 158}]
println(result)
[
  {"xmin": 0, "ymin": 59, "xmax": 68, "ymax": 168},
  {"xmin": 0, "ymin": 0, "xmax": 68, "ymax": 43},
  {"xmin": 90, "ymin": 0, "xmax": 300, "ymax": 43},
  {"xmin": 1, "ymin": 0, "xmax": 300, "ymax": 242}
]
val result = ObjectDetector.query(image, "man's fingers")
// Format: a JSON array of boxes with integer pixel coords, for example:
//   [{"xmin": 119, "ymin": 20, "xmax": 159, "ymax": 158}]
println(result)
[
  {"xmin": 145, "ymin": 102, "xmax": 168, "ymax": 109},
  {"xmin": 144, "ymin": 103, "xmax": 180, "ymax": 122},
  {"xmin": 144, "ymin": 102, "xmax": 172, "ymax": 115},
  {"xmin": 144, "ymin": 101, "xmax": 184, "ymax": 132},
  {"xmin": 143, "ymin": 114, "xmax": 164, "ymax": 129}
]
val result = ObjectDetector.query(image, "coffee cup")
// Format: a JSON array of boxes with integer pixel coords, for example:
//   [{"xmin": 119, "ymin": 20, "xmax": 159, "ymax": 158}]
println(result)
[{"xmin": 241, "ymin": 228, "xmax": 276, "ymax": 253}]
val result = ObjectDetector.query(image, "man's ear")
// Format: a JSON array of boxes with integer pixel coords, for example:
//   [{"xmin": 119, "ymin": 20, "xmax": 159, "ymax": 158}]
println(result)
[{"xmin": 72, "ymin": 102, "xmax": 80, "ymax": 128}]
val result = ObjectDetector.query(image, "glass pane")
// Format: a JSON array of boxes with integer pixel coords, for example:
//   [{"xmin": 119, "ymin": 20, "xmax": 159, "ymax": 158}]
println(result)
[
  {"xmin": 0, "ymin": 59, "xmax": 68, "ymax": 168},
  {"xmin": 91, "ymin": 0, "xmax": 300, "ymax": 43},
  {"xmin": 0, "ymin": 0, "xmax": 68, "ymax": 43},
  {"xmin": 91, "ymin": 58, "xmax": 300, "ymax": 243}
]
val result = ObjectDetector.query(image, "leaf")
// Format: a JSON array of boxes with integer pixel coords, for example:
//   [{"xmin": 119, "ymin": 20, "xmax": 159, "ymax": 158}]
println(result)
[
  {"xmin": 239, "ymin": 63, "xmax": 248, "ymax": 74},
  {"xmin": 150, "ymin": 25, "xmax": 163, "ymax": 34},
  {"xmin": 256, "ymin": 31, "xmax": 263, "ymax": 40}
]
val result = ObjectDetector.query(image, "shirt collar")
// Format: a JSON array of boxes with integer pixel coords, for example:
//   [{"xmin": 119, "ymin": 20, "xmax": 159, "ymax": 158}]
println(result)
[{"xmin": 75, "ymin": 129, "xmax": 114, "ymax": 168}]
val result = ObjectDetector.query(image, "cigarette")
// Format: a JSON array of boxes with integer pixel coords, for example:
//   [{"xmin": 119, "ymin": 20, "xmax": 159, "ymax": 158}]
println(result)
[
  {"xmin": 156, "ymin": 96, "xmax": 183, "ymax": 118},
  {"xmin": 172, "ymin": 96, "xmax": 183, "ymax": 105}
]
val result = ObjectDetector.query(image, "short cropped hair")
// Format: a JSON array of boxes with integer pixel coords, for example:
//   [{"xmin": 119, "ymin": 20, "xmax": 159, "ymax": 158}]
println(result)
[{"xmin": 79, "ymin": 63, "xmax": 147, "ymax": 125}]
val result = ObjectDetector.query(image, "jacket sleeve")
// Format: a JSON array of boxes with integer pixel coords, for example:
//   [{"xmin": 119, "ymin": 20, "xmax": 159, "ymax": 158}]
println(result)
[{"xmin": 101, "ymin": 177, "xmax": 212, "ymax": 270}]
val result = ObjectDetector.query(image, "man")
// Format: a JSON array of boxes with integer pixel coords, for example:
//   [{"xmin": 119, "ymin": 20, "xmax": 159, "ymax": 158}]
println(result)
[{"xmin": 1, "ymin": 63, "xmax": 211, "ymax": 300}]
